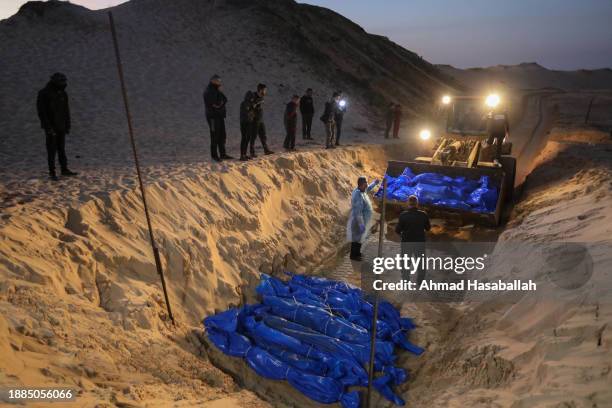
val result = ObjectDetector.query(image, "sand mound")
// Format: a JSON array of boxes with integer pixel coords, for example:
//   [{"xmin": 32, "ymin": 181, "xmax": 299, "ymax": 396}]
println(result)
[
  {"xmin": 0, "ymin": 145, "xmax": 390, "ymax": 406},
  {"xmin": 0, "ymin": 0, "xmax": 454, "ymax": 171}
]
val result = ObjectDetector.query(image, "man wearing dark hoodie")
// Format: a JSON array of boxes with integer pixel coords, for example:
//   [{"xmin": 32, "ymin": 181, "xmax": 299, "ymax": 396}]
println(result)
[
  {"xmin": 37, "ymin": 72, "xmax": 78, "ymax": 181},
  {"xmin": 203, "ymin": 74, "xmax": 232, "ymax": 162}
]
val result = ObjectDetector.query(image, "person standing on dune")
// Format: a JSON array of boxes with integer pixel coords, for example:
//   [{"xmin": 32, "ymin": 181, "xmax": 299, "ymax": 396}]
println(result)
[
  {"xmin": 300, "ymin": 88, "xmax": 314, "ymax": 140},
  {"xmin": 334, "ymin": 90, "xmax": 347, "ymax": 146},
  {"xmin": 321, "ymin": 92, "xmax": 341, "ymax": 149},
  {"xmin": 248, "ymin": 83, "xmax": 274, "ymax": 157},
  {"xmin": 37, "ymin": 72, "xmax": 78, "ymax": 181},
  {"xmin": 203, "ymin": 74, "xmax": 232, "ymax": 162},
  {"xmin": 239, "ymin": 91, "xmax": 255, "ymax": 161},
  {"xmin": 283, "ymin": 95, "xmax": 300, "ymax": 151}
]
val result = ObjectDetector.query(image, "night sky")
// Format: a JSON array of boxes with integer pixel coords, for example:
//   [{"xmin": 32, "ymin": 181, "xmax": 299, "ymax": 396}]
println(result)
[{"xmin": 2, "ymin": 0, "xmax": 611, "ymax": 69}]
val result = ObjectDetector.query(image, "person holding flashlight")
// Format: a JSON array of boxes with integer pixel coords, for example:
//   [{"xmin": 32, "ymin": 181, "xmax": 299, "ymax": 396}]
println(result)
[{"xmin": 335, "ymin": 91, "xmax": 347, "ymax": 146}]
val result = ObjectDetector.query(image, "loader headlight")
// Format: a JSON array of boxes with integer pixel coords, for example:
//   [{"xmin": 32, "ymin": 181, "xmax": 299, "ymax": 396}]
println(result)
[
  {"xmin": 441, "ymin": 95, "xmax": 451, "ymax": 105},
  {"xmin": 419, "ymin": 129, "xmax": 432, "ymax": 141},
  {"xmin": 485, "ymin": 93, "xmax": 500, "ymax": 108}
]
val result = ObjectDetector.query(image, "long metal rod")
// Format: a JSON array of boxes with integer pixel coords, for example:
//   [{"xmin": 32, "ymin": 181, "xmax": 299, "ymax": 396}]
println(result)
[
  {"xmin": 367, "ymin": 178, "xmax": 387, "ymax": 407},
  {"xmin": 108, "ymin": 11, "xmax": 175, "ymax": 325}
]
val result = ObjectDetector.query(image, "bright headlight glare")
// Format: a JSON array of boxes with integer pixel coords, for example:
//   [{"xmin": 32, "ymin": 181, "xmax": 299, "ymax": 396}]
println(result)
[
  {"xmin": 419, "ymin": 129, "xmax": 432, "ymax": 140},
  {"xmin": 442, "ymin": 95, "xmax": 451, "ymax": 105},
  {"xmin": 339, "ymin": 99, "xmax": 347, "ymax": 107},
  {"xmin": 485, "ymin": 94, "xmax": 500, "ymax": 108}
]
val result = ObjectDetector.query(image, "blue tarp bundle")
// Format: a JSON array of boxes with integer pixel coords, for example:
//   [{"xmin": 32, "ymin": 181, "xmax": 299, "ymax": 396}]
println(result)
[
  {"xmin": 375, "ymin": 167, "xmax": 499, "ymax": 213},
  {"xmin": 203, "ymin": 273, "xmax": 424, "ymax": 407}
]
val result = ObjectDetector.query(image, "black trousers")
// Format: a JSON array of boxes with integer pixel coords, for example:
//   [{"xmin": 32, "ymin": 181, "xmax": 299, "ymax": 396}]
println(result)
[
  {"xmin": 487, "ymin": 132, "xmax": 504, "ymax": 160},
  {"xmin": 207, "ymin": 116, "xmax": 227, "ymax": 159},
  {"xmin": 249, "ymin": 121, "xmax": 269, "ymax": 153},
  {"xmin": 401, "ymin": 242, "xmax": 427, "ymax": 285},
  {"xmin": 240, "ymin": 121, "xmax": 250, "ymax": 157},
  {"xmin": 45, "ymin": 130, "xmax": 68, "ymax": 173},
  {"xmin": 284, "ymin": 120, "xmax": 297, "ymax": 149},
  {"xmin": 302, "ymin": 114, "xmax": 313, "ymax": 139},
  {"xmin": 335, "ymin": 118, "xmax": 343, "ymax": 145},
  {"xmin": 350, "ymin": 242, "xmax": 362, "ymax": 259},
  {"xmin": 385, "ymin": 118, "xmax": 393, "ymax": 138}
]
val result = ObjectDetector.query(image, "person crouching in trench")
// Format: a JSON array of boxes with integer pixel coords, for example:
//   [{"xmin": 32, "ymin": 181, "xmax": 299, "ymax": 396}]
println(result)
[{"xmin": 348, "ymin": 176, "xmax": 380, "ymax": 261}]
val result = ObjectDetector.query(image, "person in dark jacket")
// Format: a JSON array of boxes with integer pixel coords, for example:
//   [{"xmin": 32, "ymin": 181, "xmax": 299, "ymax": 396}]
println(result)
[
  {"xmin": 248, "ymin": 83, "xmax": 274, "ymax": 157},
  {"xmin": 203, "ymin": 74, "xmax": 232, "ymax": 162},
  {"xmin": 321, "ymin": 92, "xmax": 341, "ymax": 149},
  {"xmin": 334, "ymin": 91, "xmax": 347, "ymax": 146},
  {"xmin": 300, "ymin": 88, "xmax": 314, "ymax": 140},
  {"xmin": 37, "ymin": 72, "xmax": 78, "ymax": 180},
  {"xmin": 392, "ymin": 104, "xmax": 402, "ymax": 139},
  {"xmin": 385, "ymin": 102, "xmax": 395, "ymax": 138},
  {"xmin": 239, "ymin": 91, "xmax": 255, "ymax": 161},
  {"xmin": 284, "ymin": 95, "xmax": 300, "ymax": 151},
  {"xmin": 395, "ymin": 195, "xmax": 431, "ymax": 284}
]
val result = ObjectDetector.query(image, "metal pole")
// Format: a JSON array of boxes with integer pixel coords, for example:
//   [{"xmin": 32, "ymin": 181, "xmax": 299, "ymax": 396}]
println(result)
[
  {"xmin": 108, "ymin": 12, "xmax": 175, "ymax": 325},
  {"xmin": 367, "ymin": 178, "xmax": 387, "ymax": 407},
  {"xmin": 585, "ymin": 97, "xmax": 594, "ymax": 125}
]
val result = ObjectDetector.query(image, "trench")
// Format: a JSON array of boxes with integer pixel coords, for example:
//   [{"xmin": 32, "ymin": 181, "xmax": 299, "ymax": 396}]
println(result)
[{"xmin": 200, "ymin": 93, "xmax": 558, "ymax": 407}]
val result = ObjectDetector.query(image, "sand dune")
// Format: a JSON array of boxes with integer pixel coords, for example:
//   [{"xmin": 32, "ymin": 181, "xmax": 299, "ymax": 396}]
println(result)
[
  {"xmin": 438, "ymin": 62, "xmax": 612, "ymax": 91},
  {"xmin": 0, "ymin": 0, "xmax": 454, "ymax": 172}
]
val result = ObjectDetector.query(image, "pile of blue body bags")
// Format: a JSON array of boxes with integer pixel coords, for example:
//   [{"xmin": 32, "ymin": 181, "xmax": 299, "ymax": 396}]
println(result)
[
  {"xmin": 375, "ymin": 167, "xmax": 499, "ymax": 213},
  {"xmin": 203, "ymin": 273, "xmax": 424, "ymax": 407}
]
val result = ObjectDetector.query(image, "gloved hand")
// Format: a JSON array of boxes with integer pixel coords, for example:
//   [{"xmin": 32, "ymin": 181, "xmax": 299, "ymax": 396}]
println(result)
[{"xmin": 45, "ymin": 128, "xmax": 56, "ymax": 137}]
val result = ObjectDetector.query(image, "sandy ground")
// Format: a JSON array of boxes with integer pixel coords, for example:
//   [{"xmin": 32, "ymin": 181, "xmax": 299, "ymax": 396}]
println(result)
[
  {"xmin": 0, "ymin": 144, "xmax": 391, "ymax": 407},
  {"xmin": 1, "ymin": 1, "xmax": 612, "ymax": 407},
  {"xmin": 0, "ymin": 0, "xmax": 452, "ymax": 173}
]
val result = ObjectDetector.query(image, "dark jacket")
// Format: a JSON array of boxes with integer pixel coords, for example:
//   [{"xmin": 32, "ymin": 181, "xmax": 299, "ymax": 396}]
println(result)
[
  {"xmin": 37, "ymin": 81, "xmax": 70, "ymax": 133},
  {"xmin": 320, "ymin": 99, "xmax": 337, "ymax": 123},
  {"xmin": 300, "ymin": 95, "xmax": 314, "ymax": 115},
  {"xmin": 250, "ymin": 92, "xmax": 265, "ymax": 122},
  {"xmin": 203, "ymin": 83, "xmax": 227, "ymax": 119},
  {"xmin": 284, "ymin": 101, "xmax": 298, "ymax": 129},
  {"xmin": 240, "ymin": 91, "xmax": 255, "ymax": 123},
  {"xmin": 395, "ymin": 207, "xmax": 431, "ymax": 242}
]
